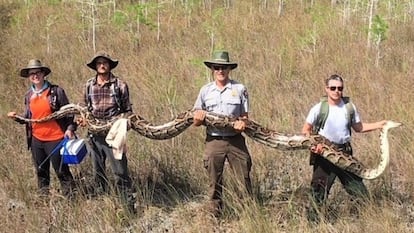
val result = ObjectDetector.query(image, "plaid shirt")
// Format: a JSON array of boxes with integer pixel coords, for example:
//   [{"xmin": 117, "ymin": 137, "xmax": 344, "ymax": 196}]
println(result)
[{"xmin": 84, "ymin": 73, "xmax": 132, "ymax": 120}]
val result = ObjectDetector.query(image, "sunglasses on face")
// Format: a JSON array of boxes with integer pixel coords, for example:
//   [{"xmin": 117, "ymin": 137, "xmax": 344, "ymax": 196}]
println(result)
[
  {"xmin": 212, "ymin": 65, "xmax": 228, "ymax": 71},
  {"xmin": 328, "ymin": 86, "xmax": 344, "ymax": 91}
]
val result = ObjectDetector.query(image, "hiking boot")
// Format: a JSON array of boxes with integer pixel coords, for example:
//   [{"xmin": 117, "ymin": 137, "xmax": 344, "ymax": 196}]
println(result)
[
  {"xmin": 63, "ymin": 188, "xmax": 79, "ymax": 201},
  {"xmin": 126, "ymin": 202, "xmax": 137, "ymax": 216},
  {"xmin": 123, "ymin": 191, "xmax": 138, "ymax": 216},
  {"xmin": 37, "ymin": 187, "xmax": 50, "ymax": 198},
  {"xmin": 35, "ymin": 187, "xmax": 50, "ymax": 205},
  {"xmin": 204, "ymin": 200, "xmax": 223, "ymax": 218},
  {"xmin": 306, "ymin": 206, "xmax": 321, "ymax": 224}
]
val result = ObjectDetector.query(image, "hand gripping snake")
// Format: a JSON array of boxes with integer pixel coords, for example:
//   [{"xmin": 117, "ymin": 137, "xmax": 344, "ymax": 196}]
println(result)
[{"xmin": 14, "ymin": 104, "xmax": 402, "ymax": 180}]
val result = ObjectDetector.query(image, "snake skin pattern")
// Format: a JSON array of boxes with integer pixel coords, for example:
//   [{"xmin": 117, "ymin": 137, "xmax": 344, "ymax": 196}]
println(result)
[{"xmin": 14, "ymin": 104, "xmax": 401, "ymax": 179}]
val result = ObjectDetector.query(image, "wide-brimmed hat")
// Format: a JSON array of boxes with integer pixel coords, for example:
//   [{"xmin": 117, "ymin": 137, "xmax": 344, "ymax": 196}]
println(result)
[
  {"xmin": 87, "ymin": 51, "xmax": 118, "ymax": 70},
  {"xmin": 20, "ymin": 59, "xmax": 51, "ymax": 78},
  {"xmin": 204, "ymin": 50, "xmax": 238, "ymax": 70}
]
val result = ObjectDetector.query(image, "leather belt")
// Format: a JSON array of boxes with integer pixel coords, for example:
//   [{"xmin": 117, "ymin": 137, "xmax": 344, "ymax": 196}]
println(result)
[
  {"xmin": 333, "ymin": 142, "xmax": 351, "ymax": 149},
  {"xmin": 206, "ymin": 134, "xmax": 241, "ymax": 141}
]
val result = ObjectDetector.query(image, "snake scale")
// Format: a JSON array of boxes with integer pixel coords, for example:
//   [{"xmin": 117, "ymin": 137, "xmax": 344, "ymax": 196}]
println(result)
[{"xmin": 14, "ymin": 103, "xmax": 401, "ymax": 180}]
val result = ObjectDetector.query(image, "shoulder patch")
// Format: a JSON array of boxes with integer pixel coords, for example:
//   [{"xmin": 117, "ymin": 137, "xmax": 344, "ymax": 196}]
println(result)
[{"xmin": 243, "ymin": 89, "xmax": 248, "ymax": 98}]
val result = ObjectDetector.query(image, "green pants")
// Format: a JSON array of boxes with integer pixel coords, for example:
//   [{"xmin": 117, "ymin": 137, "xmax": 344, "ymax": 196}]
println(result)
[{"xmin": 308, "ymin": 144, "xmax": 369, "ymax": 222}]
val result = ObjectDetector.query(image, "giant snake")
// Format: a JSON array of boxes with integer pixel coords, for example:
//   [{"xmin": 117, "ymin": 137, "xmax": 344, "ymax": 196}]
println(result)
[{"xmin": 14, "ymin": 104, "xmax": 401, "ymax": 180}]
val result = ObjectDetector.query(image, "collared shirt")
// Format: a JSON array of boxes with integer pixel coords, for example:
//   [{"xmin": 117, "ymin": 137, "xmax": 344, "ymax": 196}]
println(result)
[
  {"xmin": 193, "ymin": 79, "xmax": 249, "ymax": 136},
  {"xmin": 84, "ymin": 73, "xmax": 132, "ymax": 120},
  {"xmin": 305, "ymin": 99, "xmax": 361, "ymax": 144}
]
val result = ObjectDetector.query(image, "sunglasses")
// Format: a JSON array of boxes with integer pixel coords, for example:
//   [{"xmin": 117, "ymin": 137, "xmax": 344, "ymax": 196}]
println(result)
[
  {"xmin": 328, "ymin": 86, "xmax": 344, "ymax": 91},
  {"xmin": 212, "ymin": 65, "xmax": 228, "ymax": 71}
]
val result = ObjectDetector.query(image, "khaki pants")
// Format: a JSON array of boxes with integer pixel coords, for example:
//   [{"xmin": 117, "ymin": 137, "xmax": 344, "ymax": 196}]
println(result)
[{"xmin": 203, "ymin": 134, "xmax": 252, "ymax": 215}]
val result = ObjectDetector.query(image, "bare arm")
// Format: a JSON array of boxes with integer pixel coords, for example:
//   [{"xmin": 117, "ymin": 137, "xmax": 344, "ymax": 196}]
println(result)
[
  {"xmin": 301, "ymin": 122, "xmax": 313, "ymax": 136},
  {"xmin": 352, "ymin": 120, "xmax": 387, "ymax": 133}
]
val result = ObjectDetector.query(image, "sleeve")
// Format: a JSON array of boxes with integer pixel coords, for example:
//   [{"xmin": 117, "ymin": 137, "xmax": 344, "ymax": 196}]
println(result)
[
  {"xmin": 83, "ymin": 82, "xmax": 89, "ymax": 107},
  {"xmin": 15, "ymin": 92, "xmax": 32, "ymax": 150},
  {"xmin": 193, "ymin": 87, "xmax": 205, "ymax": 110},
  {"xmin": 58, "ymin": 87, "xmax": 70, "ymax": 105},
  {"xmin": 57, "ymin": 87, "xmax": 77, "ymax": 131},
  {"xmin": 305, "ymin": 103, "xmax": 321, "ymax": 126},
  {"xmin": 240, "ymin": 86, "xmax": 249, "ymax": 114},
  {"xmin": 14, "ymin": 93, "xmax": 31, "ymax": 124},
  {"xmin": 351, "ymin": 103, "xmax": 361, "ymax": 124},
  {"xmin": 119, "ymin": 80, "xmax": 133, "ymax": 114}
]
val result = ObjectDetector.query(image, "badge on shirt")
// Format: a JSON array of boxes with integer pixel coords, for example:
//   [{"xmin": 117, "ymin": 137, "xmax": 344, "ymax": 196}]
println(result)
[{"xmin": 231, "ymin": 90, "xmax": 238, "ymax": 97}]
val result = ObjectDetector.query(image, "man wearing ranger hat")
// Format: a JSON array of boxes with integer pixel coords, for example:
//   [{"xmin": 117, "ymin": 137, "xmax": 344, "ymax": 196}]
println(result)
[
  {"xmin": 193, "ymin": 50, "xmax": 253, "ymax": 217},
  {"xmin": 82, "ymin": 51, "xmax": 136, "ymax": 215}
]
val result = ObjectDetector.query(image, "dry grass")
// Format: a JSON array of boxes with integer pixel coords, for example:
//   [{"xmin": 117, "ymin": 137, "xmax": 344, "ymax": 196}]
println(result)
[{"xmin": 1, "ymin": 0, "xmax": 414, "ymax": 232}]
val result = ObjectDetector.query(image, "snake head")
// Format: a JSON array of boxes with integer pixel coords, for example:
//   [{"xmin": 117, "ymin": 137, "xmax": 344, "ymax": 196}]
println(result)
[{"xmin": 385, "ymin": 120, "xmax": 402, "ymax": 129}]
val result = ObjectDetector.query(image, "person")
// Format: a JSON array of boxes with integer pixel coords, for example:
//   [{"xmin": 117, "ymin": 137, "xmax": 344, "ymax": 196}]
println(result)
[
  {"xmin": 301, "ymin": 74, "xmax": 387, "ymax": 222},
  {"xmin": 7, "ymin": 59, "xmax": 76, "ymax": 199},
  {"xmin": 81, "ymin": 51, "xmax": 136, "ymax": 214},
  {"xmin": 193, "ymin": 50, "xmax": 252, "ymax": 217}
]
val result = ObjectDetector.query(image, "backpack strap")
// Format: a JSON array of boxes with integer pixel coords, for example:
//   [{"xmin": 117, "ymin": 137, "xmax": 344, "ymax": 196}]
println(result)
[
  {"xmin": 86, "ymin": 78, "xmax": 94, "ymax": 112},
  {"xmin": 313, "ymin": 96, "xmax": 354, "ymax": 134},
  {"xmin": 313, "ymin": 96, "xmax": 329, "ymax": 134},
  {"xmin": 342, "ymin": 97, "xmax": 355, "ymax": 134},
  {"xmin": 48, "ymin": 84, "xmax": 59, "ymax": 111},
  {"xmin": 86, "ymin": 77, "xmax": 123, "ymax": 112},
  {"xmin": 111, "ymin": 78, "xmax": 122, "ymax": 112}
]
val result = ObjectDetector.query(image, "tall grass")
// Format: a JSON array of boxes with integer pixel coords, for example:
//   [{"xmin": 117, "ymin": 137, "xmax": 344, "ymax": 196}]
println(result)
[{"xmin": 1, "ymin": 0, "xmax": 413, "ymax": 232}]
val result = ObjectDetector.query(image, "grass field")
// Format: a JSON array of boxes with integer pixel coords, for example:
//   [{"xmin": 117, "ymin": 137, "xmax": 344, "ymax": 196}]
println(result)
[{"xmin": 0, "ymin": 1, "xmax": 413, "ymax": 232}]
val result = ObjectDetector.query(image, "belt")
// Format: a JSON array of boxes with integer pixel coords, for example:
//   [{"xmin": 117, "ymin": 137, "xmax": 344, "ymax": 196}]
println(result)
[
  {"xmin": 332, "ymin": 142, "xmax": 352, "ymax": 154},
  {"xmin": 206, "ymin": 134, "xmax": 241, "ymax": 141},
  {"xmin": 88, "ymin": 130, "xmax": 109, "ymax": 137},
  {"xmin": 333, "ymin": 142, "xmax": 351, "ymax": 148}
]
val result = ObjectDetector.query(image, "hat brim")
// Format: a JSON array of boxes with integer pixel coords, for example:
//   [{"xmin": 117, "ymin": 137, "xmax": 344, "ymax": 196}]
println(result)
[
  {"xmin": 204, "ymin": 61, "xmax": 238, "ymax": 70},
  {"xmin": 20, "ymin": 67, "xmax": 51, "ymax": 78},
  {"xmin": 87, "ymin": 56, "xmax": 118, "ymax": 70}
]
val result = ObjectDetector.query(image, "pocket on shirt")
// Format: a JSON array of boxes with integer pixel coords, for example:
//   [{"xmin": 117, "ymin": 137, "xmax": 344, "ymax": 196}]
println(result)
[
  {"xmin": 224, "ymin": 98, "xmax": 241, "ymax": 113},
  {"xmin": 205, "ymin": 99, "xmax": 218, "ymax": 111}
]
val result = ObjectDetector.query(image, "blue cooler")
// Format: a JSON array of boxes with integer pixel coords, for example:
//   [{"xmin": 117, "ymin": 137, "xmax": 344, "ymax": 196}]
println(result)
[{"xmin": 60, "ymin": 138, "xmax": 88, "ymax": 164}]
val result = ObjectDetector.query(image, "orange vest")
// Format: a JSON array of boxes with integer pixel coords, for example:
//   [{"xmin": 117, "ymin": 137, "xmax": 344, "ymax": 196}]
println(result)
[{"xmin": 30, "ymin": 89, "xmax": 64, "ymax": 141}]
